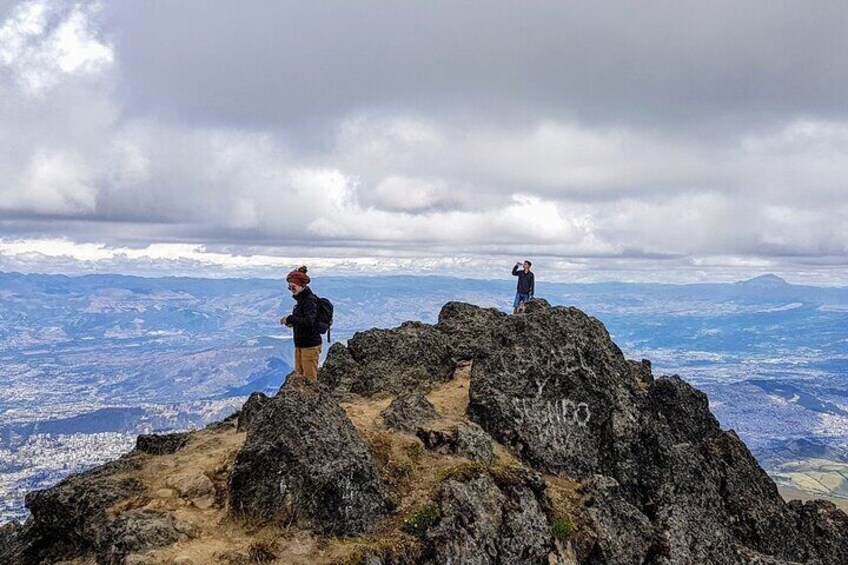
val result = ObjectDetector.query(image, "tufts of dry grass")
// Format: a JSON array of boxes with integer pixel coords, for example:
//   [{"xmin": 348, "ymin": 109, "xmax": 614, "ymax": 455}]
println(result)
[
  {"xmin": 330, "ymin": 531, "xmax": 423, "ymax": 565},
  {"xmin": 401, "ymin": 503, "xmax": 441, "ymax": 540},
  {"xmin": 404, "ymin": 441, "xmax": 425, "ymax": 464},
  {"xmin": 246, "ymin": 540, "xmax": 278, "ymax": 563},
  {"xmin": 435, "ymin": 461, "xmax": 528, "ymax": 488}
]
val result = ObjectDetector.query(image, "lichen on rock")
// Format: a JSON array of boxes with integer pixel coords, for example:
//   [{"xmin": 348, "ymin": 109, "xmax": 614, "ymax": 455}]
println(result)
[
  {"xmin": 237, "ymin": 391, "xmax": 270, "ymax": 433},
  {"xmin": 135, "ymin": 432, "xmax": 190, "ymax": 455},
  {"xmin": 416, "ymin": 422, "xmax": 494, "ymax": 465},
  {"xmin": 426, "ymin": 466, "xmax": 552, "ymax": 564},
  {"xmin": 380, "ymin": 389, "xmax": 439, "ymax": 433},
  {"xmin": 319, "ymin": 321, "xmax": 456, "ymax": 396},
  {"xmin": 228, "ymin": 373, "xmax": 387, "ymax": 535}
]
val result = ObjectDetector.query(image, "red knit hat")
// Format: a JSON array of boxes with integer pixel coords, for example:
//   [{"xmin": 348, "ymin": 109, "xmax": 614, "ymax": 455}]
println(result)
[{"xmin": 286, "ymin": 265, "xmax": 311, "ymax": 287}]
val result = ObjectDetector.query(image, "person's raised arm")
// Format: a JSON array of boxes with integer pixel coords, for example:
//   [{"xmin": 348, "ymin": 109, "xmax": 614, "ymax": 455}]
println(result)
[{"xmin": 512, "ymin": 263, "xmax": 521, "ymax": 276}]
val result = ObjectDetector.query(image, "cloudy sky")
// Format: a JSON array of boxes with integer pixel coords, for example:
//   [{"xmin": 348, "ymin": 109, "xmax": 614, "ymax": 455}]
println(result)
[{"xmin": 0, "ymin": 1, "xmax": 846, "ymax": 284}]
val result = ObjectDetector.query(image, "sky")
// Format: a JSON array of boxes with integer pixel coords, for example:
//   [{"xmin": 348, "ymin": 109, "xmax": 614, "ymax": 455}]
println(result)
[{"xmin": 0, "ymin": 1, "xmax": 847, "ymax": 284}]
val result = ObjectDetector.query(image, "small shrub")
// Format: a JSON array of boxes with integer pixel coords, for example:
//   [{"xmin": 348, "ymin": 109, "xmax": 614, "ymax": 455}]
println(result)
[
  {"xmin": 368, "ymin": 431, "xmax": 413, "ymax": 494},
  {"xmin": 405, "ymin": 441, "xmax": 424, "ymax": 463},
  {"xmin": 436, "ymin": 462, "xmax": 530, "ymax": 489},
  {"xmin": 436, "ymin": 462, "xmax": 486, "ymax": 483},
  {"xmin": 336, "ymin": 535, "xmax": 423, "ymax": 565},
  {"xmin": 402, "ymin": 503, "xmax": 441, "ymax": 539},
  {"xmin": 488, "ymin": 464, "xmax": 528, "ymax": 488},
  {"xmin": 370, "ymin": 432, "xmax": 394, "ymax": 467},
  {"xmin": 396, "ymin": 462, "xmax": 413, "ymax": 480},
  {"xmin": 551, "ymin": 513, "xmax": 573, "ymax": 544},
  {"xmin": 247, "ymin": 540, "xmax": 277, "ymax": 563}
]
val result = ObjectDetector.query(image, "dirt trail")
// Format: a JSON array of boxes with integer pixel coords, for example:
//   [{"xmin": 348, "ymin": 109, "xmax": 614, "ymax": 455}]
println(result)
[{"xmin": 127, "ymin": 363, "xmax": 509, "ymax": 564}]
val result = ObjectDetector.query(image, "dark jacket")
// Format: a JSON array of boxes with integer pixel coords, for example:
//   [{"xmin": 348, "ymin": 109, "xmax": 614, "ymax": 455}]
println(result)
[
  {"xmin": 512, "ymin": 266, "xmax": 535, "ymax": 296},
  {"xmin": 287, "ymin": 286, "xmax": 323, "ymax": 348}
]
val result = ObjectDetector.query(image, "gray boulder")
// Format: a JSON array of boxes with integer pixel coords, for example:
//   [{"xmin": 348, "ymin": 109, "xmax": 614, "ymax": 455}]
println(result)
[
  {"xmin": 98, "ymin": 509, "xmax": 190, "ymax": 565},
  {"xmin": 135, "ymin": 432, "xmax": 190, "ymax": 455},
  {"xmin": 319, "ymin": 321, "xmax": 456, "ymax": 396},
  {"xmin": 577, "ymin": 475, "xmax": 654, "ymax": 564},
  {"xmin": 436, "ymin": 301, "xmax": 508, "ymax": 362},
  {"xmin": 229, "ymin": 374, "xmax": 387, "ymax": 535},
  {"xmin": 416, "ymin": 423, "xmax": 494, "ymax": 465},
  {"xmin": 237, "ymin": 391, "xmax": 270, "ymax": 433},
  {"xmin": 467, "ymin": 301, "xmax": 645, "ymax": 479},
  {"xmin": 455, "ymin": 424, "xmax": 495, "ymax": 465},
  {"xmin": 380, "ymin": 390, "xmax": 439, "ymax": 433},
  {"xmin": 7, "ymin": 456, "xmax": 145, "ymax": 564},
  {"xmin": 427, "ymin": 468, "xmax": 551, "ymax": 564}
]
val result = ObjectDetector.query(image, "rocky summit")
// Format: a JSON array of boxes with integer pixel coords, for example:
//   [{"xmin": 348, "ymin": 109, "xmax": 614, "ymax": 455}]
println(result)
[{"xmin": 2, "ymin": 300, "xmax": 847, "ymax": 564}]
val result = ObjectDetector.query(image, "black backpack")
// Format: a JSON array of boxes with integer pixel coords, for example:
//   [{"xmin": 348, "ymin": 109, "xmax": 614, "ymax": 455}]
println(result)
[{"xmin": 315, "ymin": 295, "xmax": 334, "ymax": 342}]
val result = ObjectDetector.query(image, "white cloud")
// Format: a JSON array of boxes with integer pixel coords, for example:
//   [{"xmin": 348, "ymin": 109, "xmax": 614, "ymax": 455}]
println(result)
[
  {"xmin": 330, "ymin": 118, "xmax": 713, "ymax": 202},
  {"xmin": 3, "ymin": 110, "xmax": 848, "ymax": 280},
  {"xmin": 4, "ymin": 236, "xmax": 848, "ymax": 285},
  {"xmin": 0, "ymin": 0, "xmax": 117, "ymax": 218},
  {"xmin": 0, "ymin": 0, "xmax": 112, "ymax": 94}
]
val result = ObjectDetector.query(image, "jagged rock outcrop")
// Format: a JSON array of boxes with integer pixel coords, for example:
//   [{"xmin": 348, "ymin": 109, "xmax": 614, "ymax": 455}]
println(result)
[
  {"xmin": 98, "ymin": 509, "xmax": 194, "ymax": 565},
  {"xmin": 135, "ymin": 431, "xmax": 190, "ymax": 455},
  {"xmin": 436, "ymin": 301, "xmax": 509, "ymax": 361},
  {"xmin": 228, "ymin": 374, "xmax": 387, "ymax": 535},
  {"xmin": 416, "ymin": 422, "xmax": 495, "ymax": 465},
  {"xmin": 575, "ymin": 475, "xmax": 654, "ymax": 563},
  {"xmin": 309, "ymin": 299, "xmax": 848, "ymax": 563},
  {"xmin": 425, "ymin": 466, "xmax": 553, "ymax": 564},
  {"xmin": 319, "ymin": 321, "xmax": 455, "ymax": 396},
  {"xmin": 237, "ymin": 391, "xmax": 270, "ymax": 433},
  {"xmin": 380, "ymin": 389, "xmax": 439, "ymax": 433},
  {"xmin": 2, "ymin": 456, "xmax": 146, "ymax": 564},
  {"xmin": 466, "ymin": 299, "xmax": 649, "ymax": 480},
  {"xmin": 318, "ymin": 298, "xmax": 848, "ymax": 563},
  {"xmin": 450, "ymin": 299, "xmax": 848, "ymax": 564}
]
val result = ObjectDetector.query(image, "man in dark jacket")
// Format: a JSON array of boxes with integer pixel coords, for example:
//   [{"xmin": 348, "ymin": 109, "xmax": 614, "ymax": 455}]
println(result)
[
  {"xmin": 511, "ymin": 260, "xmax": 535, "ymax": 314},
  {"xmin": 280, "ymin": 266, "xmax": 322, "ymax": 381}
]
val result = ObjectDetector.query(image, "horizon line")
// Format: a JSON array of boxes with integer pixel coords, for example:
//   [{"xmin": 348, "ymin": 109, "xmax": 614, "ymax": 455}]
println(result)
[{"xmin": 3, "ymin": 269, "xmax": 845, "ymax": 289}]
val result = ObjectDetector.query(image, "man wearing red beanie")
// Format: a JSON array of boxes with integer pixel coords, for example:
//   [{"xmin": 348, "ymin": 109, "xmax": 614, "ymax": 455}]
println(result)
[{"xmin": 280, "ymin": 266, "xmax": 322, "ymax": 381}]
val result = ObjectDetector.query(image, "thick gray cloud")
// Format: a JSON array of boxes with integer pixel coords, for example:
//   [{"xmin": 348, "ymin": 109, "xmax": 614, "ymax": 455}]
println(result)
[
  {"xmin": 0, "ymin": 0, "xmax": 847, "ymax": 283},
  {"xmin": 104, "ymin": 0, "xmax": 848, "ymax": 129}
]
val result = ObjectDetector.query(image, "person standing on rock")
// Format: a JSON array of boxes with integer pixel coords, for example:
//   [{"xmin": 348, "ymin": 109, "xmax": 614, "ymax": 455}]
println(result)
[
  {"xmin": 280, "ymin": 266, "xmax": 323, "ymax": 381},
  {"xmin": 511, "ymin": 260, "xmax": 535, "ymax": 314}
]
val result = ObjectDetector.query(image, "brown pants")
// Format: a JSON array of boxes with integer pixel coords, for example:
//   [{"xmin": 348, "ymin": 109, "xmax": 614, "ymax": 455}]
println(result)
[{"xmin": 294, "ymin": 345, "xmax": 322, "ymax": 381}]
